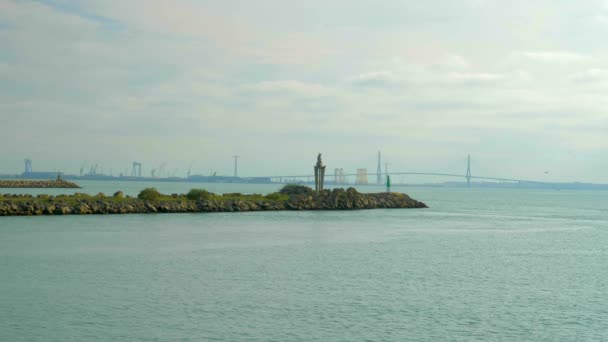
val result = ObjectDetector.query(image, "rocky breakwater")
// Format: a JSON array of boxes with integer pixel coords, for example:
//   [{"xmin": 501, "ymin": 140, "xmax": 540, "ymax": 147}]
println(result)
[
  {"xmin": 0, "ymin": 179, "xmax": 81, "ymax": 188},
  {"xmin": 282, "ymin": 187, "xmax": 427, "ymax": 210},
  {"xmin": 0, "ymin": 185, "xmax": 427, "ymax": 216}
]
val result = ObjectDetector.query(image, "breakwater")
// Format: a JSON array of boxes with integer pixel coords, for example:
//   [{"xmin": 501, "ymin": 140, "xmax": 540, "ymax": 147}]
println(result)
[
  {"xmin": 0, "ymin": 186, "xmax": 427, "ymax": 216},
  {"xmin": 0, "ymin": 179, "xmax": 81, "ymax": 188}
]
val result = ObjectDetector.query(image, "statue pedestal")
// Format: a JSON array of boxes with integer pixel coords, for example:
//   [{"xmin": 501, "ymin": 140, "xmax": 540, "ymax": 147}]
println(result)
[{"xmin": 314, "ymin": 165, "xmax": 326, "ymax": 192}]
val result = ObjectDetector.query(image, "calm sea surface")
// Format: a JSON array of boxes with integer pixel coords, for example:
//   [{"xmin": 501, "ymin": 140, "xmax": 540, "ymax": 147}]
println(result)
[{"xmin": 1, "ymin": 181, "xmax": 607, "ymax": 341}]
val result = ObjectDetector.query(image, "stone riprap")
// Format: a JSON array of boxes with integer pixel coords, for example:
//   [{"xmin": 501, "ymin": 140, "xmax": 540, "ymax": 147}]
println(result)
[
  {"xmin": 0, "ymin": 187, "xmax": 427, "ymax": 216},
  {"xmin": 0, "ymin": 179, "xmax": 81, "ymax": 188}
]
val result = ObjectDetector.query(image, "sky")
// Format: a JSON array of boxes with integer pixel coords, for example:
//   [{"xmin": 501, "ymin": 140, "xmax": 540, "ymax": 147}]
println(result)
[{"xmin": 1, "ymin": 0, "xmax": 608, "ymax": 182}]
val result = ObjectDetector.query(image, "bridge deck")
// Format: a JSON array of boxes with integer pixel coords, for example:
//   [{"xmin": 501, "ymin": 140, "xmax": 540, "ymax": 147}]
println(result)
[{"xmin": 267, "ymin": 172, "xmax": 548, "ymax": 184}]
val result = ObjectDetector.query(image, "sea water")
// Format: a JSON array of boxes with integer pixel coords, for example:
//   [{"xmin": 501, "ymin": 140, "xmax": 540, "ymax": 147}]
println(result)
[{"xmin": 1, "ymin": 183, "xmax": 607, "ymax": 341}]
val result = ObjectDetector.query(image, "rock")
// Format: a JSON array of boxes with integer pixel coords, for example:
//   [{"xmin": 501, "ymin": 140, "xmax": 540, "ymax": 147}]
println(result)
[
  {"xmin": 78, "ymin": 203, "xmax": 91, "ymax": 215},
  {"xmin": 236, "ymin": 201, "xmax": 249, "ymax": 211},
  {"xmin": 55, "ymin": 205, "xmax": 71, "ymax": 215}
]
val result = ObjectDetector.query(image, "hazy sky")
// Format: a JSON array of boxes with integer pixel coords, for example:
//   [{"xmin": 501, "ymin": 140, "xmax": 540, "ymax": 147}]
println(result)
[{"xmin": 1, "ymin": 0, "xmax": 608, "ymax": 182}]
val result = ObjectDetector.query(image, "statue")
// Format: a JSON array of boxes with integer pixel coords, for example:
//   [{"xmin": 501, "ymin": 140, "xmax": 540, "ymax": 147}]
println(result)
[{"xmin": 314, "ymin": 153, "xmax": 326, "ymax": 192}]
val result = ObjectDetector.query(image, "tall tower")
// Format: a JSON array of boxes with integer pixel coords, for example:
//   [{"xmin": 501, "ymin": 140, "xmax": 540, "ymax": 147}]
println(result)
[
  {"xmin": 233, "ymin": 156, "xmax": 240, "ymax": 177},
  {"xmin": 24, "ymin": 158, "xmax": 32, "ymax": 174},
  {"xmin": 377, "ymin": 151, "xmax": 382, "ymax": 185},
  {"xmin": 466, "ymin": 154, "xmax": 472, "ymax": 187}
]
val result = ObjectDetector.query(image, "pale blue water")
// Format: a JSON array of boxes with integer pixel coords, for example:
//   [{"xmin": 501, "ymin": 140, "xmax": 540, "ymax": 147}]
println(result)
[{"xmin": 1, "ymin": 183, "xmax": 607, "ymax": 341}]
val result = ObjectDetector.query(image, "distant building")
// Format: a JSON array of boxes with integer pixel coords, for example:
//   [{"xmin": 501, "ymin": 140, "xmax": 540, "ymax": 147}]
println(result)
[
  {"xmin": 355, "ymin": 169, "xmax": 368, "ymax": 185},
  {"xmin": 334, "ymin": 168, "xmax": 346, "ymax": 185}
]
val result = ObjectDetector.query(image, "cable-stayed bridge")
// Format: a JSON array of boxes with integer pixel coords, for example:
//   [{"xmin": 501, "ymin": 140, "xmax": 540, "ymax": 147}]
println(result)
[
  {"xmin": 267, "ymin": 172, "xmax": 548, "ymax": 186},
  {"xmin": 265, "ymin": 155, "xmax": 550, "ymax": 186}
]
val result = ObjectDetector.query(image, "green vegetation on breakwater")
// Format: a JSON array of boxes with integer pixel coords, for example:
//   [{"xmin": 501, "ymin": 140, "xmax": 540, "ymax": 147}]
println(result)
[
  {"xmin": 0, "ymin": 185, "xmax": 427, "ymax": 216},
  {"xmin": 0, "ymin": 188, "xmax": 289, "ymax": 204}
]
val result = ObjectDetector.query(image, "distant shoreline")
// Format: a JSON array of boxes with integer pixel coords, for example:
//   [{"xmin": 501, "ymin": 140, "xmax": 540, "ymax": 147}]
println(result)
[
  {"xmin": 0, "ymin": 179, "xmax": 81, "ymax": 189},
  {"xmin": 0, "ymin": 186, "xmax": 427, "ymax": 216},
  {"xmin": 1, "ymin": 175, "xmax": 607, "ymax": 190}
]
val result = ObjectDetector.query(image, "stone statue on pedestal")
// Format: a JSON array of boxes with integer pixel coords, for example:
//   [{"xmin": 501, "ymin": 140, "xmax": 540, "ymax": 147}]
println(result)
[{"xmin": 314, "ymin": 153, "xmax": 326, "ymax": 192}]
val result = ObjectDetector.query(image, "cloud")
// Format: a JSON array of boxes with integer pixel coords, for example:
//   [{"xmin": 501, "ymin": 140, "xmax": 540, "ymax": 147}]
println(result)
[
  {"xmin": 569, "ymin": 68, "xmax": 608, "ymax": 83},
  {"xmin": 512, "ymin": 70, "xmax": 533, "ymax": 82},
  {"xmin": 593, "ymin": 14, "xmax": 608, "ymax": 25},
  {"xmin": 464, "ymin": 0, "xmax": 488, "ymax": 8},
  {"xmin": 246, "ymin": 80, "xmax": 332, "ymax": 96},
  {"xmin": 81, "ymin": 0, "xmax": 249, "ymax": 43},
  {"xmin": 246, "ymin": 33, "xmax": 334, "ymax": 65},
  {"xmin": 446, "ymin": 72, "xmax": 503, "ymax": 84},
  {"xmin": 74, "ymin": 0, "xmax": 332, "ymax": 66},
  {"xmin": 513, "ymin": 51, "xmax": 589, "ymax": 63},
  {"xmin": 434, "ymin": 54, "xmax": 470, "ymax": 70},
  {"xmin": 349, "ymin": 71, "xmax": 397, "ymax": 88}
]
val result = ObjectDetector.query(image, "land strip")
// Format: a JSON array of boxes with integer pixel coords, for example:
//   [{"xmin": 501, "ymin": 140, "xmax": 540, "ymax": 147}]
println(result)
[
  {"xmin": 0, "ymin": 186, "xmax": 427, "ymax": 216},
  {"xmin": 0, "ymin": 179, "xmax": 81, "ymax": 188}
]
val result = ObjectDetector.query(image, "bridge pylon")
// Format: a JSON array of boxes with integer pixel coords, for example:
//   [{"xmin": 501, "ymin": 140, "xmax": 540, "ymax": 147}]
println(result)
[
  {"xmin": 377, "ymin": 151, "xmax": 382, "ymax": 185},
  {"xmin": 131, "ymin": 162, "xmax": 142, "ymax": 177},
  {"xmin": 466, "ymin": 154, "xmax": 472, "ymax": 187}
]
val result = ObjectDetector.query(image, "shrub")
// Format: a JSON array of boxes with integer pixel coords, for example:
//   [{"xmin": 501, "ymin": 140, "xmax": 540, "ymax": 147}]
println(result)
[
  {"xmin": 138, "ymin": 188, "xmax": 162, "ymax": 201},
  {"xmin": 265, "ymin": 192, "xmax": 284, "ymax": 201},
  {"xmin": 186, "ymin": 188, "xmax": 213, "ymax": 201},
  {"xmin": 279, "ymin": 184, "xmax": 313, "ymax": 195},
  {"xmin": 113, "ymin": 191, "xmax": 124, "ymax": 198}
]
